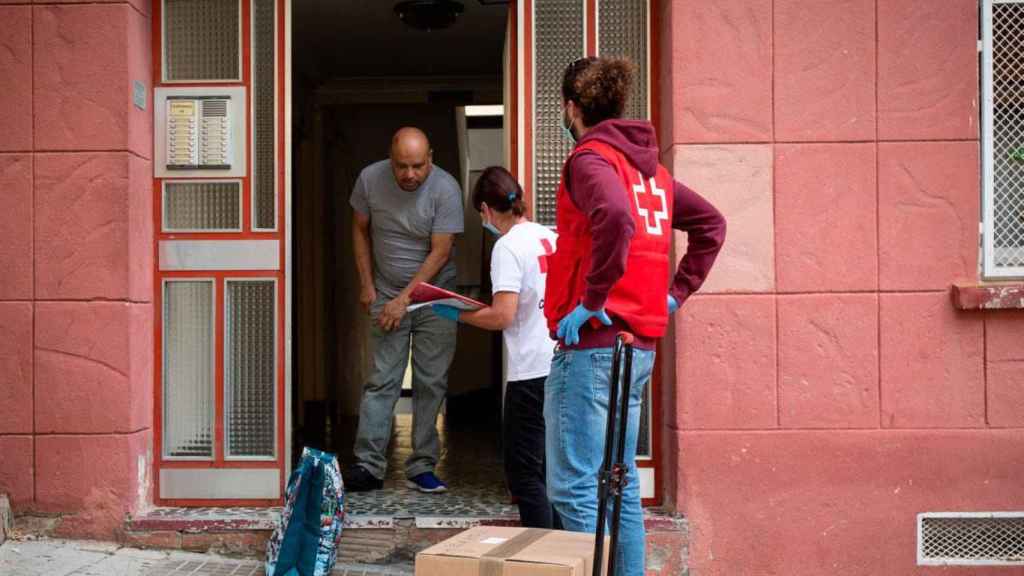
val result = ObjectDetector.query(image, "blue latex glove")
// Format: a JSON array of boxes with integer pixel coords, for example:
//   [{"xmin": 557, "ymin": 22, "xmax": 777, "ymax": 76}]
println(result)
[
  {"xmin": 556, "ymin": 304, "xmax": 613, "ymax": 346},
  {"xmin": 431, "ymin": 304, "xmax": 461, "ymax": 322},
  {"xmin": 668, "ymin": 294, "xmax": 680, "ymax": 315}
]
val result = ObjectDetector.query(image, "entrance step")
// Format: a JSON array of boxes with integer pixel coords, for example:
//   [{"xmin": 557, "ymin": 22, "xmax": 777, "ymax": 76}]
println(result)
[
  {"xmin": 124, "ymin": 508, "xmax": 519, "ymax": 563},
  {"xmin": 125, "ymin": 507, "xmax": 689, "ymax": 573}
]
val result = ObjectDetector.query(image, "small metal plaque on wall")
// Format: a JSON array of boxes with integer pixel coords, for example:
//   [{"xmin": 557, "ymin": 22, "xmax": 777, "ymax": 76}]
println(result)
[{"xmin": 133, "ymin": 80, "xmax": 146, "ymax": 110}]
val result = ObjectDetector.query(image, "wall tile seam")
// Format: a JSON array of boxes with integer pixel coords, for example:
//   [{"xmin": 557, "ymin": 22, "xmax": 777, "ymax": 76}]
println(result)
[
  {"xmin": 687, "ymin": 290, "xmax": 948, "ymax": 298},
  {"xmin": 983, "ymin": 313, "xmax": 989, "ymax": 426},
  {"xmin": 0, "ymin": 149, "xmax": 153, "ymax": 155},
  {"xmin": 875, "ymin": 0, "xmax": 881, "ymax": 428},
  {"xmin": 27, "ymin": 299, "xmax": 154, "ymax": 304},
  {"xmin": 670, "ymin": 426, "xmax": 1024, "ymax": 434},
  {"xmin": 127, "ymin": 1, "xmax": 150, "ymax": 20},
  {"xmin": 773, "ymin": 290, "xmax": 928, "ymax": 296},
  {"xmin": 28, "ymin": 150, "xmax": 153, "ymax": 162},
  {"xmin": 26, "ymin": 1, "xmax": 149, "ymax": 20},
  {"xmin": 666, "ymin": 138, "xmax": 980, "ymax": 148},
  {"xmin": 769, "ymin": 0, "xmax": 775, "ymax": 143},
  {"xmin": 30, "ymin": 7, "xmax": 35, "ymax": 505},
  {"xmin": 26, "ymin": 429, "xmax": 151, "ymax": 438},
  {"xmin": 771, "ymin": 0, "xmax": 780, "ymax": 427}
]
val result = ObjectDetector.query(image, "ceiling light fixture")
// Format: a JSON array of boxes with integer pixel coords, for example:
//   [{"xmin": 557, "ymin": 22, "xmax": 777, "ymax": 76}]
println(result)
[{"xmin": 394, "ymin": 0, "xmax": 465, "ymax": 32}]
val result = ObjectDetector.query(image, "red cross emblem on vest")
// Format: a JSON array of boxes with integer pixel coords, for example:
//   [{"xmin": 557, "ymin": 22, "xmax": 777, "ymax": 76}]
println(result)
[
  {"xmin": 631, "ymin": 171, "xmax": 668, "ymax": 236},
  {"xmin": 538, "ymin": 238, "xmax": 554, "ymax": 273}
]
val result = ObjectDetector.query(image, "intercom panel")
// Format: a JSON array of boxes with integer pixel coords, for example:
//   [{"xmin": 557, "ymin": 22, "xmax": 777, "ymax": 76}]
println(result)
[{"xmin": 155, "ymin": 86, "xmax": 247, "ymax": 178}]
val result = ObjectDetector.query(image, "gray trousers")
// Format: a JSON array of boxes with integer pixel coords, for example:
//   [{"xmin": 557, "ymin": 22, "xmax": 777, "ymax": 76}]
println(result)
[{"xmin": 353, "ymin": 306, "xmax": 456, "ymax": 479}]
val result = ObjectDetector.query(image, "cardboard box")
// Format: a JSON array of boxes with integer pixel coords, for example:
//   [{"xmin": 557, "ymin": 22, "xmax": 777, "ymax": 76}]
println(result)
[{"xmin": 415, "ymin": 526, "xmax": 608, "ymax": 576}]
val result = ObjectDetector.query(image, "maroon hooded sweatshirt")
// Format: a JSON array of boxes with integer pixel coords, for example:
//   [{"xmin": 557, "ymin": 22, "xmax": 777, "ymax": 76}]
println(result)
[{"xmin": 563, "ymin": 119, "xmax": 727, "ymax": 350}]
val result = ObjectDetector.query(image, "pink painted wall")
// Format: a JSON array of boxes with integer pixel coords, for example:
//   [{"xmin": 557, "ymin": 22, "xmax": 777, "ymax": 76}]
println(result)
[
  {"xmin": 0, "ymin": 0, "xmax": 153, "ymax": 538},
  {"xmin": 659, "ymin": 0, "xmax": 1024, "ymax": 574}
]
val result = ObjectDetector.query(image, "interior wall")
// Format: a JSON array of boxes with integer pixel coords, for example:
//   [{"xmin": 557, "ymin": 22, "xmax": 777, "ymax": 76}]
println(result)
[{"xmin": 294, "ymin": 107, "xmax": 335, "ymax": 446}]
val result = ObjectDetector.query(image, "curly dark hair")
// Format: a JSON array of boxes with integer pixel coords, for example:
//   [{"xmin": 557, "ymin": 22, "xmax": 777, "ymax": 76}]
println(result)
[
  {"xmin": 472, "ymin": 166, "xmax": 526, "ymax": 217},
  {"xmin": 561, "ymin": 56, "xmax": 635, "ymax": 126}
]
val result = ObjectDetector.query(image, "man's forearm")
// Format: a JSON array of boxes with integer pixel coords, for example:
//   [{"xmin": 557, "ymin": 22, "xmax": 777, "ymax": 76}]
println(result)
[{"xmin": 397, "ymin": 249, "xmax": 450, "ymax": 301}]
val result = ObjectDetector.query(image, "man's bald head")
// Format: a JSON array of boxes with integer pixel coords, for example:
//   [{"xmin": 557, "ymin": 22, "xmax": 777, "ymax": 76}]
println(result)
[
  {"xmin": 390, "ymin": 128, "xmax": 433, "ymax": 191},
  {"xmin": 391, "ymin": 127, "xmax": 430, "ymax": 156}
]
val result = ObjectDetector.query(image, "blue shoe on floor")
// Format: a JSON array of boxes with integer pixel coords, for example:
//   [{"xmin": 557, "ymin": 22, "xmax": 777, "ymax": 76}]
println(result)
[{"xmin": 406, "ymin": 472, "xmax": 448, "ymax": 493}]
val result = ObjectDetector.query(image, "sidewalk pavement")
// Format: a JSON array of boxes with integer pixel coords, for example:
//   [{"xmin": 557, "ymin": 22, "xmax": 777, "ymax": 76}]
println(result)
[{"xmin": 0, "ymin": 537, "xmax": 414, "ymax": 576}]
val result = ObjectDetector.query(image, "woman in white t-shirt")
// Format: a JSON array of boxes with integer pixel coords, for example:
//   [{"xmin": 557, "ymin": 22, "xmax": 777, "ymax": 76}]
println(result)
[{"xmin": 432, "ymin": 166, "xmax": 559, "ymax": 529}]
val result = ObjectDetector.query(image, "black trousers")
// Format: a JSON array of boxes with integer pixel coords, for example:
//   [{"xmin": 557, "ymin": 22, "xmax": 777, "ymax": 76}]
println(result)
[{"xmin": 504, "ymin": 377, "xmax": 560, "ymax": 529}]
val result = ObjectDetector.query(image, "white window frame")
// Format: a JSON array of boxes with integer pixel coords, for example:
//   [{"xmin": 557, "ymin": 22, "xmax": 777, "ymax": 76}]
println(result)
[{"xmin": 982, "ymin": 0, "xmax": 1024, "ymax": 278}]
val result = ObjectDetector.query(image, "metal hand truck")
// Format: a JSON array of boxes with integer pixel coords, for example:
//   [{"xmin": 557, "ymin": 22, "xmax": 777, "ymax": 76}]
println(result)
[{"xmin": 593, "ymin": 331, "xmax": 635, "ymax": 576}]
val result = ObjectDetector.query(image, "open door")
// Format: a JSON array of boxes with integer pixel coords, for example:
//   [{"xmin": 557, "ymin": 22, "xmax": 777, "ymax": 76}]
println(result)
[
  {"xmin": 152, "ymin": 0, "xmax": 289, "ymax": 504},
  {"xmin": 513, "ymin": 0, "xmax": 661, "ymax": 506}
]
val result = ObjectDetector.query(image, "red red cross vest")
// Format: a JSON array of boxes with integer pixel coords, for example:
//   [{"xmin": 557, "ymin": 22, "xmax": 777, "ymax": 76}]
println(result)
[{"xmin": 544, "ymin": 139, "xmax": 675, "ymax": 339}]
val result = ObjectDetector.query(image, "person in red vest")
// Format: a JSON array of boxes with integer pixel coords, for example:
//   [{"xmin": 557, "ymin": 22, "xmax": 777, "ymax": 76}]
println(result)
[{"xmin": 544, "ymin": 56, "xmax": 726, "ymax": 575}]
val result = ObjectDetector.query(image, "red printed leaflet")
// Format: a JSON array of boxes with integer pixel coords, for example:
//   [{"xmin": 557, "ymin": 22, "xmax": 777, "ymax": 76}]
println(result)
[{"xmin": 406, "ymin": 282, "xmax": 486, "ymax": 312}]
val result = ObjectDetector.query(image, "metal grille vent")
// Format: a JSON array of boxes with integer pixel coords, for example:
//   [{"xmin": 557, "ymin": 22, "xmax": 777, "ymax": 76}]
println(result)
[
  {"xmin": 532, "ymin": 0, "xmax": 584, "ymax": 227},
  {"xmin": 164, "ymin": 0, "xmax": 240, "ymax": 81},
  {"xmin": 918, "ymin": 513, "xmax": 1024, "ymax": 566},
  {"xmin": 987, "ymin": 1, "xmax": 1024, "ymax": 275},
  {"xmin": 253, "ymin": 0, "xmax": 277, "ymax": 230},
  {"xmin": 201, "ymin": 100, "xmax": 228, "ymax": 118},
  {"xmin": 163, "ymin": 181, "xmax": 241, "ymax": 231},
  {"xmin": 597, "ymin": 0, "xmax": 648, "ymax": 121}
]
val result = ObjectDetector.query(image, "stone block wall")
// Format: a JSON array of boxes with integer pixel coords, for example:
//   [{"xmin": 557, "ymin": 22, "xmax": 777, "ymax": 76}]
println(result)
[
  {"xmin": 0, "ymin": 0, "xmax": 153, "ymax": 539},
  {"xmin": 658, "ymin": 1, "xmax": 1024, "ymax": 574}
]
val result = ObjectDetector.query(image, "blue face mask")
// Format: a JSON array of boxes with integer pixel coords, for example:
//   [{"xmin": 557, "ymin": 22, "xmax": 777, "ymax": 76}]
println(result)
[
  {"xmin": 483, "ymin": 222, "xmax": 501, "ymax": 236},
  {"xmin": 561, "ymin": 109, "xmax": 577, "ymax": 144}
]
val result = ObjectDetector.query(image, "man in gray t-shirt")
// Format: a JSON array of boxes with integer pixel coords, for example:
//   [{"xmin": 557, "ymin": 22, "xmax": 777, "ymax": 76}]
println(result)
[{"xmin": 347, "ymin": 127, "xmax": 463, "ymax": 493}]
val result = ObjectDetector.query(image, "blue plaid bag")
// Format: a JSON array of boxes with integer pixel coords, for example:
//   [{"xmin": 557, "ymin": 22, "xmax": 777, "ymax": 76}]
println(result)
[{"xmin": 265, "ymin": 448, "xmax": 346, "ymax": 576}]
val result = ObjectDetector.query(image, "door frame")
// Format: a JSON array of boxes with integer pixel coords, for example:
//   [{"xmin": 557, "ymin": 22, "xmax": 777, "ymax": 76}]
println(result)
[
  {"xmin": 152, "ymin": 0, "xmax": 290, "ymax": 506},
  {"xmin": 152, "ymin": 0, "xmax": 662, "ymax": 507}
]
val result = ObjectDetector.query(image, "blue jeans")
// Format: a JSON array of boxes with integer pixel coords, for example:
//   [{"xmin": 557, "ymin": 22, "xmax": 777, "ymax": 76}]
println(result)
[{"xmin": 544, "ymin": 346, "xmax": 654, "ymax": 576}]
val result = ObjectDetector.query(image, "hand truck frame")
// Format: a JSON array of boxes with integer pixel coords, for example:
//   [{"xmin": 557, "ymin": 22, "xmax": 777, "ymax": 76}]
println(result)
[{"xmin": 593, "ymin": 331, "xmax": 636, "ymax": 576}]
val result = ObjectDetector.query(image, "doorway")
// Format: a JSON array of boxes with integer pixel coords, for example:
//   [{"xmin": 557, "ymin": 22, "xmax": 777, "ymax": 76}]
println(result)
[
  {"xmin": 290, "ymin": 0, "xmax": 514, "ymax": 517},
  {"xmin": 149, "ymin": 0, "xmax": 659, "ymax": 508}
]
